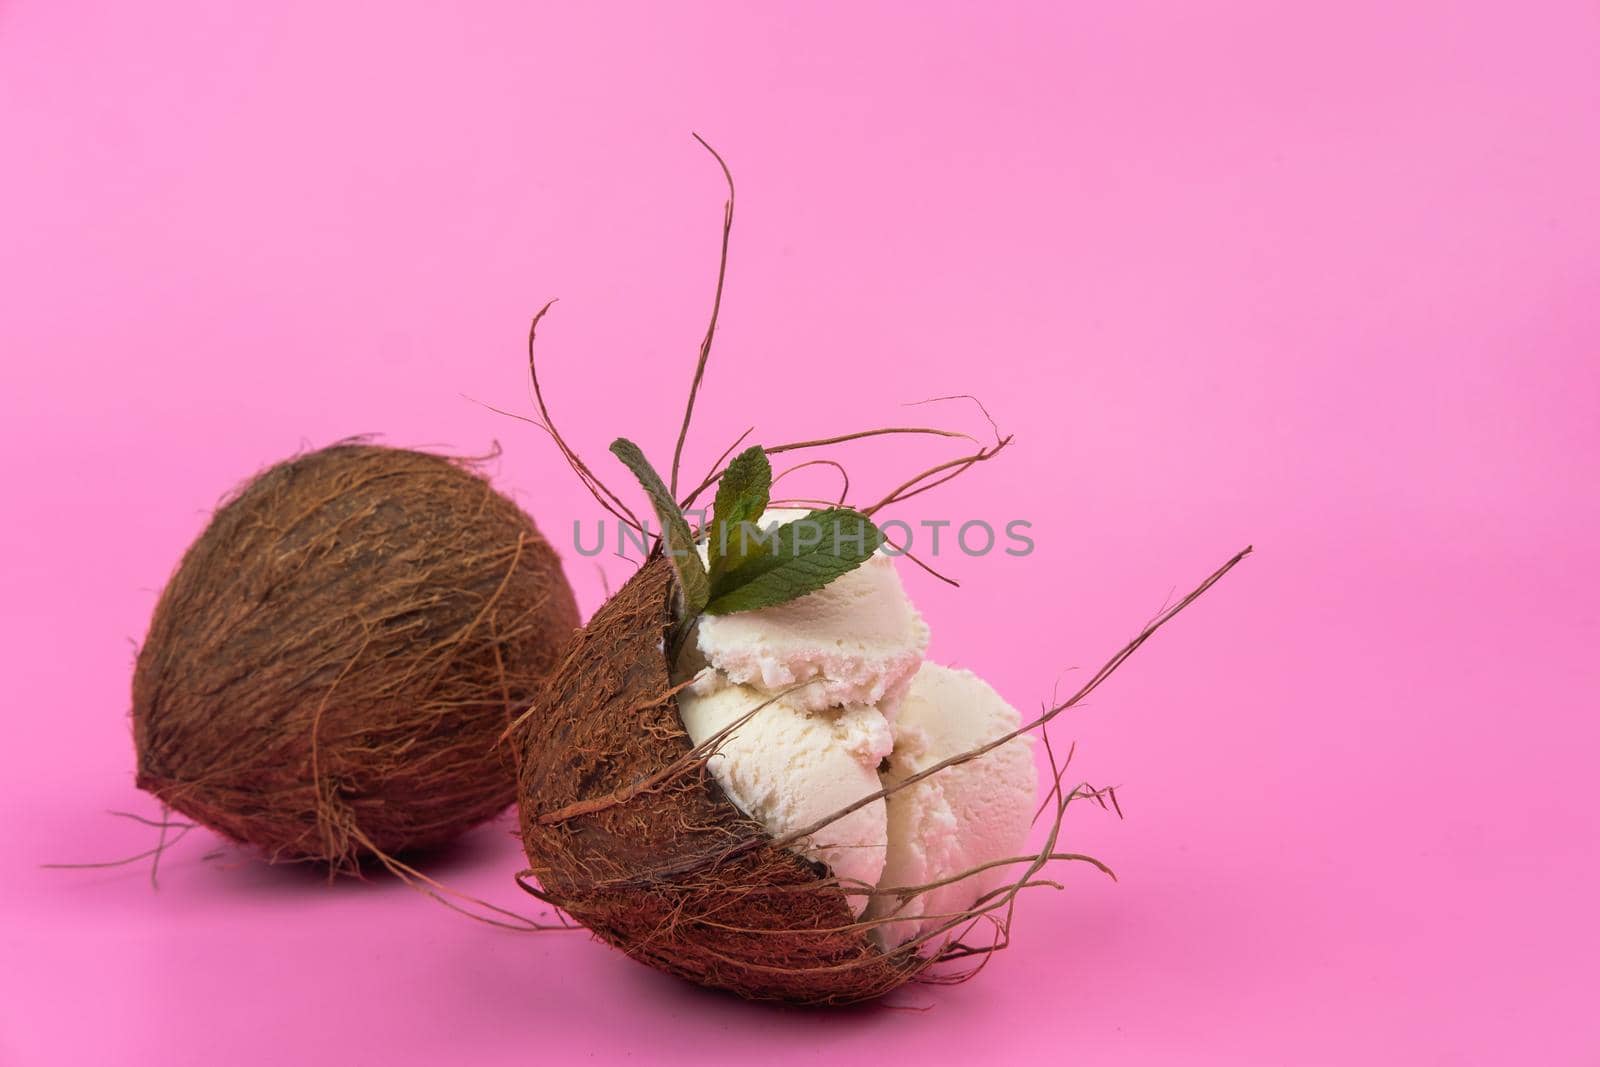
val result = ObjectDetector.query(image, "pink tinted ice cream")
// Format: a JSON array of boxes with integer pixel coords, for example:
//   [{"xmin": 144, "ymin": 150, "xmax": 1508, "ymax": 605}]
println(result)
[
  {"xmin": 678, "ymin": 511, "xmax": 1037, "ymax": 949},
  {"xmin": 690, "ymin": 509, "xmax": 929, "ymax": 715},
  {"xmin": 867, "ymin": 663, "xmax": 1037, "ymax": 948},
  {"xmin": 676, "ymin": 684, "xmax": 892, "ymax": 914}
]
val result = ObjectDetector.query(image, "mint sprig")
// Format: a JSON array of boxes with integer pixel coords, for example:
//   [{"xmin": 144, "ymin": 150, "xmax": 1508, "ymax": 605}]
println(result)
[
  {"xmin": 610, "ymin": 439, "xmax": 881, "ymax": 623},
  {"xmin": 609, "ymin": 438, "xmax": 709, "ymax": 617},
  {"xmin": 704, "ymin": 507, "xmax": 881, "ymax": 615},
  {"xmin": 707, "ymin": 445, "xmax": 771, "ymax": 587}
]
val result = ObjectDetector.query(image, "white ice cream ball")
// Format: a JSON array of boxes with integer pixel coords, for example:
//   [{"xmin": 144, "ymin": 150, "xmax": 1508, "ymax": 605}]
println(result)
[
  {"xmin": 677, "ymin": 682, "xmax": 892, "ymax": 915},
  {"xmin": 868, "ymin": 662, "xmax": 1038, "ymax": 948},
  {"xmin": 693, "ymin": 509, "xmax": 929, "ymax": 715}
]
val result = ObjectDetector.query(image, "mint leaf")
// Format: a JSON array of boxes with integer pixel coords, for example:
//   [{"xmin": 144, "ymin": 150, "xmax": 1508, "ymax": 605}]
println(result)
[
  {"xmin": 610, "ymin": 438, "xmax": 709, "ymax": 617},
  {"xmin": 703, "ymin": 508, "xmax": 881, "ymax": 615},
  {"xmin": 707, "ymin": 445, "xmax": 771, "ymax": 590}
]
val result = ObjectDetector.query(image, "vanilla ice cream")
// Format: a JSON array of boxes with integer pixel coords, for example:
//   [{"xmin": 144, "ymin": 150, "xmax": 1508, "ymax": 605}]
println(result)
[
  {"xmin": 690, "ymin": 509, "xmax": 928, "ymax": 715},
  {"xmin": 677, "ymin": 511, "xmax": 1037, "ymax": 948},
  {"xmin": 677, "ymin": 684, "xmax": 892, "ymax": 912},
  {"xmin": 867, "ymin": 663, "xmax": 1037, "ymax": 948}
]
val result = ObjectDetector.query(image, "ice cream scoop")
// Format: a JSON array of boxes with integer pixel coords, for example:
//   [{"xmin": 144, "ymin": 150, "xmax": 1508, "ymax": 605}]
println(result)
[
  {"xmin": 677, "ymin": 513, "xmax": 1036, "ymax": 946},
  {"xmin": 867, "ymin": 662, "xmax": 1037, "ymax": 948},
  {"xmin": 690, "ymin": 509, "xmax": 929, "ymax": 715},
  {"xmin": 676, "ymin": 682, "xmax": 892, "ymax": 914}
]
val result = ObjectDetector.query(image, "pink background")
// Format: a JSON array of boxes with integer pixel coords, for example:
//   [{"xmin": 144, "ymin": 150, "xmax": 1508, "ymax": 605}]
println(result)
[{"xmin": 3, "ymin": 3, "xmax": 1597, "ymax": 1064}]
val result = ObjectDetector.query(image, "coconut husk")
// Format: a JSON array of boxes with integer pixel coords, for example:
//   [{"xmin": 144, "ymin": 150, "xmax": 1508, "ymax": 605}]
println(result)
[
  {"xmin": 133, "ymin": 442, "xmax": 579, "ymax": 873},
  {"xmin": 515, "ymin": 558, "xmax": 928, "ymax": 1004}
]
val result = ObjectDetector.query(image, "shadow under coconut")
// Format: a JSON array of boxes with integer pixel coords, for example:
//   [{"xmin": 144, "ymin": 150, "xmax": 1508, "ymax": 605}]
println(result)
[
  {"xmin": 427, "ymin": 903, "xmax": 920, "ymax": 1032},
  {"xmin": 626, "ymin": 963, "xmax": 910, "ymax": 1019},
  {"xmin": 182, "ymin": 815, "xmax": 531, "ymax": 901}
]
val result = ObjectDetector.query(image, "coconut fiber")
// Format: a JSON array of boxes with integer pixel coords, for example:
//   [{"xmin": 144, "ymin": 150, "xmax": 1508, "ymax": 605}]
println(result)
[{"xmin": 134, "ymin": 443, "xmax": 578, "ymax": 873}]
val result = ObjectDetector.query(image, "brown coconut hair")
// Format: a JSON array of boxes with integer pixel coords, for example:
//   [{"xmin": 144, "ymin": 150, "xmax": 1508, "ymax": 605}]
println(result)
[{"xmin": 133, "ymin": 442, "xmax": 579, "ymax": 874}]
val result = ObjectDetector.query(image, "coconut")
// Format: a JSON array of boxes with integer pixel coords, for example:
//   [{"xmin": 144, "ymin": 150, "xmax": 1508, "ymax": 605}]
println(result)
[
  {"xmin": 516, "ymin": 558, "xmax": 927, "ymax": 1004},
  {"xmin": 134, "ymin": 442, "xmax": 579, "ymax": 872},
  {"xmin": 515, "ymin": 548, "xmax": 1249, "ymax": 1004},
  {"xmin": 513, "ymin": 138, "xmax": 1249, "ymax": 1002}
]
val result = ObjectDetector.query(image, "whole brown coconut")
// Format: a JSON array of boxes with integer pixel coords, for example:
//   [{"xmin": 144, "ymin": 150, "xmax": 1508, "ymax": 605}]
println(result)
[
  {"xmin": 516, "ymin": 559, "xmax": 927, "ymax": 1004},
  {"xmin": 134, "ymin": 443, "xmax": 579, "ymax": 872}
]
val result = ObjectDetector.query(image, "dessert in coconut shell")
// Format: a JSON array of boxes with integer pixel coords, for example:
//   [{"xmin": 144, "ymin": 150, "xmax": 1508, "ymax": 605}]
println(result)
[
  {"xmin": 513, "ymin": 473, "xmax": 1246, "ymax": 1003},
  {"xmin": 518, "ymin": 558, "xmax": 925, "ymax": 1002},
  {"xmin": 511, "ymin": 140, "xmax": 1249, "ymax": 1004}
]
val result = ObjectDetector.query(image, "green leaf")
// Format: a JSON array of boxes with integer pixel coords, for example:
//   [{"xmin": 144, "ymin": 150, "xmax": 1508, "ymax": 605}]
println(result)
[
  {"xmin": 609, "ymin": 438, "xmax": 709, "ymax": 617},
  {"xmin": 704, "ymin": 508, "xmax": 882, "ymax": 615},
  {"xmin": 707, "ymin": 445, "xmax": 771, "ymax": 590}
]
